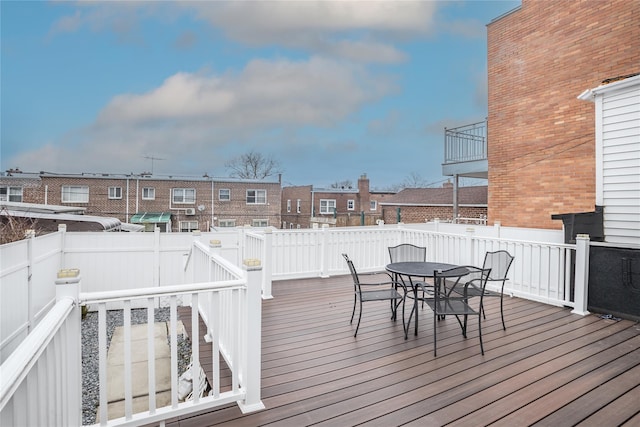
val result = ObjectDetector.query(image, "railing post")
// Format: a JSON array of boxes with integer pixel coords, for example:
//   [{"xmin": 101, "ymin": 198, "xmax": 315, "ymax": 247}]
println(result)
[
  {"xmin": 58, "ymin": 224, "xmax": 67, "ymax": 269},
  {"xmin": 153, "ymin": 226, "xmax": 161, "ymax": 287},
  {"xmin": 493, "ymin": 221, "xmax": 501, "ymax": 239},
  {"xmin": 55, "ymin": 268, "xmax": 82, "ymax": 426},
  {"xmin": 192, "ymin": 230, "xmax": 202, "ymax": 283},
  {"xmin": 26, "ymin": 229, "xmax": 35, "ymax": 334},
  {"xmin": 572, "ymin": 234, "xmax": 590, "ymax": 316},
  {"xmin": 466, "ymin": 227, "xmax": 475, "ymax": 265},
  {"xmin": 238, "ymin": 259, "xmax": 265, "ymax": 413},
  {"xmin": 262, "ymin": 229, "xmax": 273, "ymax": 299},
  {"xmin": 320, "ymin": 224, "xmax": 330, "ymax": 278}
]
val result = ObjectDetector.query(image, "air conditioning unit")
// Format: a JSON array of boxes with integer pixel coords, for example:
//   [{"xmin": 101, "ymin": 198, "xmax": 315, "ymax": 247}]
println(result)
[{"xmin": 185, "ymin": 208, "xmax": 196, "ymax": 216}]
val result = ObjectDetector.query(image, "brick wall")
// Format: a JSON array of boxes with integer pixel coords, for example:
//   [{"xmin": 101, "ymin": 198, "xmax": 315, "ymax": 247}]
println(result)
[
  {"xmin": 28, "ymin": 175, "xmax": 281, "ymax": 232},
  {"xmin": 487, "ymin": 0, "xmax": 640, "ymax": 229},
  {"xmin": 382, "ymin": 206, "xmax": 487, "ymax": 224}
]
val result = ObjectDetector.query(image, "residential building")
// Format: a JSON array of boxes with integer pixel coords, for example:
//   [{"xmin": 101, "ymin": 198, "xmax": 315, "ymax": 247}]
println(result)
[
  {"xmin": 281, "ymin": 174, "xmax": 395, "ymax": 228},
  {"xmin": 485, "ymin": 0, "xmax": 640, "ymax": 229},
  {"xmin": 0, "ymin": 171, "xmax": 282, "ymax": 232},
  {"xmin": 380, "ymin": 184, "xmax": 487, "ymax": 225}
]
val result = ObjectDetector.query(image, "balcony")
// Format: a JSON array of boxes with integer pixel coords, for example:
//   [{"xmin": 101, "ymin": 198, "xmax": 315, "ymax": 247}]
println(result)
[
  {"xmin": 442, "ymin": 120, "xmax": 488, "ymax": 179},
  {"xmin": 2, "ymin": 223, "xmax": 638, "ymax": 426}
]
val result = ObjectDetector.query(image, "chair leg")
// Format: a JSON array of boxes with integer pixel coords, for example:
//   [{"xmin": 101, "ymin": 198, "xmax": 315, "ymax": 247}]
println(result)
[
  {"xmin": 350, "ymin": 294, "xmax": 357, "ymax": 324},
  {"xmin": 500, "ymin": 295, "xmax": 506, "ymax": 330},
  {"xmin": 433, "ymin": 312, "xmax": 437, "ymax": 357},
  {"xmin": 354, "ymin": 300, "xmax": 363, "ymax": 337},
  {"xmin": 478, "ymin": 313, "xmax": 484, "ymax": 355}
]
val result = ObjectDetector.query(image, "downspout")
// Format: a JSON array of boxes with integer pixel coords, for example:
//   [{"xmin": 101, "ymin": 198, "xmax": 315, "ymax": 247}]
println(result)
[
  {"xmin": 126, "ymin": 177, "xmax": 130, "ymax": 222},
  {"xmin": 453, "ymin": 174, "xmax": 459, "ymax": 222},
  {"xmin": 214, "ymin": 177, "xmax": 216, "ymax": 231}
]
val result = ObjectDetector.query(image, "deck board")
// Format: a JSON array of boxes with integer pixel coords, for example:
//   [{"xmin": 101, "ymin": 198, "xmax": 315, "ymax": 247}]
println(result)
[{"xmin": 173, "ymin": 275, "xmax": 640, "ymax": 426}]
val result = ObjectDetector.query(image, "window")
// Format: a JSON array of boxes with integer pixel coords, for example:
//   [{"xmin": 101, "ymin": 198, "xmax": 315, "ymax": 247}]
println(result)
[
  {"xmin": 289, "ymin": 223, "xmax": 294, "ymax": 229},
  {"xmin": 108, "ymin": 186, "xmax": 122, "ymax": 199},
  {"xmin": 320, "ymin": 199, "xmax": 336, "ymax": 214},
  {"xmin": 218, "ymin": 219, "xmax": 236, "ymax": 227},
  {"xmin": 370, "ymin": 200, "xmax": 377, "ymax": 211},
  {"xmin": 347, "ymin": 199, "xmax": 355, "ymax": 211},
  {"xmin": 246, "ymin": 189, "xmax": 266, "ymax": 204},
  {"xmin": 252, "ymin": 219, "xmax": 269, "ymax": 227},
  {"xmin": 219, "ymin": 189, "xmax": 230, "ymax": 201},
  {"xmin": 61, "ymin": 186, "xmax": 89, "ymax": 203},
  {"xmin": 142, "ymin": 187, "xmax": 155, "ymax": 200},
  {"xmin": 0, "ymin": 186, "xmax": 23, "ymax": 202},
  {"xmin": 173, "ymin": 188, "xmax": 195, "ymax": 204},
  {"xmin": 296, "ymin": 199, "xmax": 301, "ymax": 213},
  {"xmin": 287, "ymin": 199, "xmax": 291, "ymax": 212},
  {"xmin": 179, "ymin": 221, "xmax": 199, "ymax": 232}
]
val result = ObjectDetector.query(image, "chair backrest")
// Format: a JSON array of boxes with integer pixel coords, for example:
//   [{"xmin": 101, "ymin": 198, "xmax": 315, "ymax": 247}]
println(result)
[
  {"xmin": 388, "ymin": 244, "xmax": 426, "ymax": 263},
  {"xmin": 482, "ymin": 250, "xmax": 515, "ymax": 281},
  {"xmin": 342, "ymin": 253, "xmax": 360, "ymax": 285},
  {"xmin": 434, "ymin": 266, "xmax": 491, "ymax": 301}
]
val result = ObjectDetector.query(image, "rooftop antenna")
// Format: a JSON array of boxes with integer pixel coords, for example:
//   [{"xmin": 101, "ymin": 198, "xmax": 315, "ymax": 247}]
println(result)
[{"xmin": 143, "ymin": 155, "xmax": 165, "ymax": 174}]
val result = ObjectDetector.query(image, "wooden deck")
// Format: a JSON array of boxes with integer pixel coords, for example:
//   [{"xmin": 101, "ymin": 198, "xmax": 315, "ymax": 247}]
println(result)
[{"xmin": 173, "ymin": 275, "xmax": 640, "ymax": 426}]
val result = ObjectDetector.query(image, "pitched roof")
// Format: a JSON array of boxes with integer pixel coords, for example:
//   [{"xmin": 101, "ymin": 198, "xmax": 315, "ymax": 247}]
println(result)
[{"xmin": 380, "ymin": 186, "xmax": 487, "ymax": 206}]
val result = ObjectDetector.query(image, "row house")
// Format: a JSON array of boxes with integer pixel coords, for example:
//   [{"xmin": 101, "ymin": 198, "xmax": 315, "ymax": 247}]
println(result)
[
  {"xmin": 281, "ymin": 174, "xmax": 395, "ymax": 228},
  {"xmin": 0, "ymin": 171, "xmax": 282, "ymax": 232},
  {"xmin": 380, "ymin": 184, "xmax": 487, "ymax": 225}
]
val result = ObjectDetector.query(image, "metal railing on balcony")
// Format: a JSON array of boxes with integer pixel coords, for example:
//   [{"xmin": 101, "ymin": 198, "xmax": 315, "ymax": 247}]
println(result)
[{"xmin": 444, "ymin": 120, "xmax": 487, "ymax": 164}]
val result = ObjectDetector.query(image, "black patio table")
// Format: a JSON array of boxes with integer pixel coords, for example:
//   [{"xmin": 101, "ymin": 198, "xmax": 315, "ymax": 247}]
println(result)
[{"xmin": 386, "ymin": 262, "xmax": 469, "ymax": 338}]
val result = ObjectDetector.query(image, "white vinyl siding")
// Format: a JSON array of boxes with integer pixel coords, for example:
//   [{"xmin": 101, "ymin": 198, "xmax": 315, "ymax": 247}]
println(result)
[{"xmin": 591, "ymin": 76, "xmax": 640, "ymax": 245}]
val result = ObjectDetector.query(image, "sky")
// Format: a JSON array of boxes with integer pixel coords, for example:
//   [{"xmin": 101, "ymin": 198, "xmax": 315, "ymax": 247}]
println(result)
[{"xmin": 1, "ymin": 0, "xmax": 520, "ymax": 190}]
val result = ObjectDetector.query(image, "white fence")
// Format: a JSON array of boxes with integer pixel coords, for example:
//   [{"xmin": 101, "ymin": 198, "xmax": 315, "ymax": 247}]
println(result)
[{"xmin": 1, "ymin": 221, "xmax": 588, "ymax": 426}]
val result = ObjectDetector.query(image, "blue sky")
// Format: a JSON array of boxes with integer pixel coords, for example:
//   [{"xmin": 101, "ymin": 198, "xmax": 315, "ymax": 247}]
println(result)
[{"xmin": 1, "ymin": 1, "xmax": 519, "ymax": 189}]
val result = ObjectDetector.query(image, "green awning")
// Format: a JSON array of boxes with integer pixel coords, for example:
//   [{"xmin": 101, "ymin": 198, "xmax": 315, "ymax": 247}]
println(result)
[{"xmin": 130, "ymin": 212, "xmax": 172, "ymax": 224}]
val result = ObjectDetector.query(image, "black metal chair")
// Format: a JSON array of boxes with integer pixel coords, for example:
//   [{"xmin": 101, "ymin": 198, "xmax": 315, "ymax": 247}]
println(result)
[
  {"xmin": 388, "ymin": 244, "xmax": 431, "ymax": 307},
  {"xmin": 342, "ymin": 253, "xmax": 407, "ymax": 337},
  {"xmin": 449, "ymin": 250, "xmax": 514, "ymax": 330},
  {"xmin": 422, "ymin": 266, "xmax": 491, "ymax": 356}
]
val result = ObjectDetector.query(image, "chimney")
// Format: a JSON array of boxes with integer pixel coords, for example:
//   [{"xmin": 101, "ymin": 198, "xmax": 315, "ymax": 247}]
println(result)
[{"xmin": 358, "ymin": 173, "xmax": 370, "ymax": 211}]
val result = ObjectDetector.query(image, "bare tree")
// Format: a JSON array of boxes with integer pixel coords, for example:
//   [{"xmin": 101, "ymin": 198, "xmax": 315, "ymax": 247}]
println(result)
[
  {"xmin": 225, "ymin": 150, "xmax": 282, "ymax": 179},
  {"xmin": 330, "ymin": 180, "xmax": 354, "ymax": 189},
  {"xmin": 401, "ymin": 172, "xmax": 427, "ymax": 188}
]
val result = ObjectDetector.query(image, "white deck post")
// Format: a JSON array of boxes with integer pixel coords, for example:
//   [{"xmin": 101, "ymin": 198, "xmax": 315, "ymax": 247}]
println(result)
[
  {"xmin": 238, "ymin": 259, "xmax": 265, "ymax": 413},
  {"xmin": 572, "ymin": 234, "xmax": 590, "ymax": 316},
  {"xmin": 55, "ymin": 269, "xmax": 82, "ymax": 426},
  {"xmin": 465, "ymin": 227, "xmax": 475, "ymax": 265},
  {"xmin": 320, "ymin": 224, "xmax": 330, "ymax": 278},
  {"xmin": 262, "ymin": 229, "xmax": 273, "ymax": 299}
]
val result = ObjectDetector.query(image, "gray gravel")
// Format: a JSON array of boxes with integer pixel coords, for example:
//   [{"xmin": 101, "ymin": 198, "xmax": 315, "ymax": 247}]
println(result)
[{"xmin": 81, "ymin": 307, "xmax": 191, "ymax": 425}]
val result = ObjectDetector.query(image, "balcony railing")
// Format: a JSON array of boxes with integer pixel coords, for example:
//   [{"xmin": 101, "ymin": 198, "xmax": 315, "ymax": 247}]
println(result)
[
  {"xmin": 444, "ymin": 120, "xmax": 487, "ymax": 164},
  {"xmin": 1, "ymin": 222, "xmax": 590, "ymax": 425}
]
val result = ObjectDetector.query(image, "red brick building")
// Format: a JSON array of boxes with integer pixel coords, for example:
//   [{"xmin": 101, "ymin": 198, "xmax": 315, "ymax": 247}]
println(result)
[
  {"xmin": 0, "ymin": 171, "xmax": 282, "ymax": 232},
  {"xmin": 380, "ymin": 185, "xmax": 487, "ymax": 225},
  {"xmin": 487, "ymin": 0, "xmax": 640, "ymax": 229},
  {"xmin": 281, "ymin": 174, "xmax": 395, "ymax": 228}
]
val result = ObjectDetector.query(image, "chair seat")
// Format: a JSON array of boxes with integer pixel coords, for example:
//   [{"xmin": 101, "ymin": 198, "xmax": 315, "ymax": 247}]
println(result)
[
  {"xmin": 425, "ymin": 298, "xmax": 478, "ymax": 316},
  {"xmin": 360, "ymin": 289, "xmax": 404, "ymax": 302}
]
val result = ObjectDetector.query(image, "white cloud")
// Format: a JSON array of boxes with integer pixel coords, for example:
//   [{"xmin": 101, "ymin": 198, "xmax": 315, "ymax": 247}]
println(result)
[{"xmin": 97, "ymin": 57, "xmax": 396, "ymax": 128}]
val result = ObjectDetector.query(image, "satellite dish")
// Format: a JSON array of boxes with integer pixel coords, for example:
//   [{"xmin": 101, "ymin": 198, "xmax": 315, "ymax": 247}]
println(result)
[{"xmin": 197, "ymin": 205, "xmax": 206, "ymax": 212}]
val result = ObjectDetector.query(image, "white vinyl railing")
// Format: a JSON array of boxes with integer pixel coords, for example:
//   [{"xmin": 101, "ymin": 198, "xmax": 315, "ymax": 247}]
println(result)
[
  {"xmin": 1, "ymin": 221, "xmax": 589, "ymax": 426},
  {"xmin": 0, "ymin": 274, "xmax": 81, "ymax": 427}
]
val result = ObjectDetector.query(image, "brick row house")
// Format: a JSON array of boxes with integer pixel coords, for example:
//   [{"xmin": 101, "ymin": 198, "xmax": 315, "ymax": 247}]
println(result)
[
  {"xmin": 0, "ymin": 171, "xmax": 282, "ymax": 232},
  {"xmin": 380, "ymin": 184, "xmax": 487, "ymax": 225},
  {"xmin": 281, "ymin": 174, "xmax": 396, "ymax": 228},
  {"xmin": 485, "ymin": 0, "xmax": 639, "ymax": 230}
]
